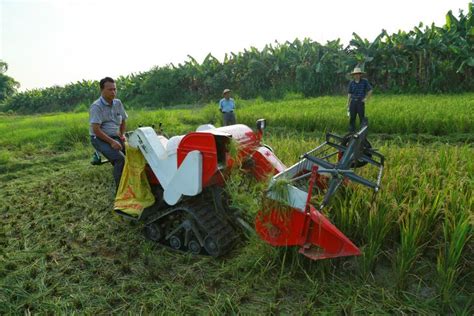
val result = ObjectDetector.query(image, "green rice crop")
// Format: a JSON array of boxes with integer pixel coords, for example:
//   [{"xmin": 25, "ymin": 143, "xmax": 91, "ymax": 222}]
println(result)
[
  {"xmin": 0, "ymin": 94, "xmax": 472, "ymax": 313},
  {"xmin": 236, "ymin": 94, "xmax": 474, "ymax": 135}
]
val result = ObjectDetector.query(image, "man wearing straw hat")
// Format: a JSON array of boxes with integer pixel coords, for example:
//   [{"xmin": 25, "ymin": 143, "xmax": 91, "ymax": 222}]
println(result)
[
  {"xmin": 347, "ymin": 67, "xmax": 372, "ymax": 133},
  {"xmin": 219, "ymin": 88, "xmax": 236, "ymax": 126}
]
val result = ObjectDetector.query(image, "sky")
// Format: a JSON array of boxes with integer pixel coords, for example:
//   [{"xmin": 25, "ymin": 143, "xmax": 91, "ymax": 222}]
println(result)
[{"xmin": 0, "ymin": 0, "xmax": 470, "ymax": 91}]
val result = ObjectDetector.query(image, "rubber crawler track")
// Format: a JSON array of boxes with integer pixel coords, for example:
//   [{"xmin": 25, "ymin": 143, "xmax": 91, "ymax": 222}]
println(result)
[{"xmin": 146, "ymin": 198, "xmax": 238, "ymax": 257}]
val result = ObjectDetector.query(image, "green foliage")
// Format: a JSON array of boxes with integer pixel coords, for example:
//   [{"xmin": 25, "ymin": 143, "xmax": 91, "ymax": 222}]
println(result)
[
  {"xmin": 2, "ymin": 5, "xmax": 473, "ymax": 114},
  {"xmin": 138, "ymin": 66, "xmax": 188, "ymax": 107},
  {"xmin": 0, "ymin": 60, "xmax": 20, "ymax": 103},
  {"xmin": 73, "ymin": 103, "xmax": 88, "ymax": 113},
  {"xmin": 3, "ymin": 80, "xmax": 97, "ymax": 113}
]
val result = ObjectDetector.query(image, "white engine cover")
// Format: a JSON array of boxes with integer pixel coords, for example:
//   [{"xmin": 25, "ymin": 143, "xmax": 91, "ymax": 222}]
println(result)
[{"xmin": 127, "ymin": 127, "xmax": 203, "ymax": 205}]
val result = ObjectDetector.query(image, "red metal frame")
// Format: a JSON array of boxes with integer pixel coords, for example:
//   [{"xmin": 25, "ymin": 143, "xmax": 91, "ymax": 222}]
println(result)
[
  {"xmin": 177, "ymin": 132, "xmax": 219, "ymax": 187},
  {"xmin": 251, "ymin": 147, "xmax": 286, "ymax": 181},
  {"xmin": 255, "ymin": 166, "xmax": 360, "ymax": 260}
]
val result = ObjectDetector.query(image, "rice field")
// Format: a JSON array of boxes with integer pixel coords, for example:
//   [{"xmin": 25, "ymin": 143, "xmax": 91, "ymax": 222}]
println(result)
[{"xmin": 0, "ymin": 94, "xmax": 472, "ymax": 313}]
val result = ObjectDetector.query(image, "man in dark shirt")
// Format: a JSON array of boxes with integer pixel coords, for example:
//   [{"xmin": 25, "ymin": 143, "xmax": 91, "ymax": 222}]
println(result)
[
  {"xmin": 219, "ymin": 89, "xmax": 236, "ymax": 126},
  {"xmin": 347, "ymin": 67, "xmax": 372, "ymax": 133}
]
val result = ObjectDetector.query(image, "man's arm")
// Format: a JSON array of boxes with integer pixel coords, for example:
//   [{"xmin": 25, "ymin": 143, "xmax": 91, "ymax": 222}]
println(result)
[
  {"xmin": 92, "ymin": 124, "xmax": 122, "ymax": 150},
  {"xmin": 363, "ymin": 80, "xmax": 373, "ymax": 103},
  {"xmin": 363, "ymin": 90, "xmax": 373, "ymax": 103},
  {"xmin": 117, "ymin": 101, "xmax": 127, "ymax": 141},
  {"xmin": 347, "ymin": 81, "xmax": 353, "ymax": 107},
  {"xmin": 119, "ymin": 120, "xmax": 126, "ymax": 141}
]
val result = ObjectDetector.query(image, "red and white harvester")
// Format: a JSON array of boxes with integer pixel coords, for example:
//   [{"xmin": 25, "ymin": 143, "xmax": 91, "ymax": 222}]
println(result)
[{"xmin": 112, "ymin": 120, "xmax": 384, "ymax": 260}]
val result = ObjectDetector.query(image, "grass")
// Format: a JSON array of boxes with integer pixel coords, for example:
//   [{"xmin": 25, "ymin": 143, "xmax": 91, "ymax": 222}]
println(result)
[{"xmin": 0, "ymin": 94, "xmax": 473, "ymax": 313}]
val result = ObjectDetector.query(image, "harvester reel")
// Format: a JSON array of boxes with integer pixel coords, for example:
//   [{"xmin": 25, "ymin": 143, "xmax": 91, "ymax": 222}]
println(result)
[{"xmin": 341, "ymin": 133, "xmax": 372, "ymax": 168}]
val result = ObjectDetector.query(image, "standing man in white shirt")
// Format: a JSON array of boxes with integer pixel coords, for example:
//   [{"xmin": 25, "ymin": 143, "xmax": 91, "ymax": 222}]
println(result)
[{"xmin": 219, "ymin": 89, "xmax": 236, "ymax": 126}]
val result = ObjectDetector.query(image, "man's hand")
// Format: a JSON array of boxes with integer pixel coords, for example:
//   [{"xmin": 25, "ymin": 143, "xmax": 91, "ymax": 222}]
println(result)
[{"xmin": 111, "ymin": 140, "xmax": 123, "ymax": 150}]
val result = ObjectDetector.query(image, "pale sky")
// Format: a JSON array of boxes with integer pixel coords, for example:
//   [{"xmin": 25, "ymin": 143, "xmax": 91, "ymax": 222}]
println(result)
[{"xmin": 0, "ymin": 0, "xmax": 470, "ymax": 91}]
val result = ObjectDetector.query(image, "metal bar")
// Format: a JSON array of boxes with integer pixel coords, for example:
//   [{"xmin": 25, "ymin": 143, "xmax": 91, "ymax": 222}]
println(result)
[
  {"xmin": 304, "ymin": 166, "xmax": 319, "ymax": 213},
  {"xmin": 320, "ymin": 177, "xmax": 343, "ymax": 210},
  {"xmin": 165, "ymin": 222, "xmax": 186, "ymax": 240},
  {"xmin": 344, "ymin": 172, "xmax": 378, "ymax": 189},
  {"xmin": 376, "ymin": 165, "xmax": 384, "ymax": 191},
  {"xmin": 326, "ymin": 133, "xmax": 345, "ymax": 143},
  {"xmin": 289, "ymin": 171, "xmax": 312, "ymax": 183},
  {"xmin": 317, "ymin": 151, "xmax": 339, "ymax": 161},
  {"xmin": 304, "ymin": 154, "xmax": 335, "ymax": 170},
  {"xmin": 299, "ymin": 141, "xmax": 328, "ymax": 159}
]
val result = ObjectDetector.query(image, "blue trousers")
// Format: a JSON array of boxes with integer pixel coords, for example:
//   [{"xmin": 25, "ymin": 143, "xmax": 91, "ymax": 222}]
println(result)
[
  {"xmin": 222, "ymin": 112, "xmax": 236, "ymax": 126},
  {"xmin": 349, "ymin": 100, "xmax": 367, "ymax": 133},
  {"xmin": 91, "ymin": 136, "xmax": 125, "ymax": 187}
]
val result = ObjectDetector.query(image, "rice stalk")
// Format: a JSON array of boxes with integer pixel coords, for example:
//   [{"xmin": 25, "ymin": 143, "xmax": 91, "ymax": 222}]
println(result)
[
  {"xmin": 436, "ymin": 207, "xmax": 471, "ymax": 304},
  {"xmin": 361, "ymin": 199, "xmax": 394, "ymax": 276},
  {"xmin": 394, "ymin": 206, "xmax": 427, "ymax": 289}
]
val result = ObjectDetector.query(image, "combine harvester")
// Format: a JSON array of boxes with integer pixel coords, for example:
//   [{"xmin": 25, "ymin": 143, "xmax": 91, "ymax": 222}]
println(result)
[{"xmin": 108, "ymin": 120, "xmax": 384, "ymax": 260}]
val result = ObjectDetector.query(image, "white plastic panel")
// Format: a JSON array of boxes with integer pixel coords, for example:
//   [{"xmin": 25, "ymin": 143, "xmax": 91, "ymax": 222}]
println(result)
[
  {"xmin": 196, "ymin": 124, "xmax": 216, "ymax": 132},
  {"xmin": 127, "ymin": 128, "xmax": 203, "ymax": 206},
  {"xmin": 163, "ymin": 150, "xmax": 203, "ymax": 205},
  {"xmin": 267, "ymin": 184, "xmax": 307, "ymax": 211}
]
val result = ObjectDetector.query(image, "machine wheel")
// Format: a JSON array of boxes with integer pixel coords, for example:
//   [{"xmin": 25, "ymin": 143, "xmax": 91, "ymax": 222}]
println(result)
[
  {"xmin": 169, "ymin": 235, "xmax": 182, "ymax": 250},
  {"xmin": 204, "ymin": 236, "xmax": 219, "ymax": 257},
  {"xmin": 188, "ymin": 240, "xmax": 202, "ymax": 255},
  {"xmin": 144, "ymin": 223, "xmax": 161, "ymax": 242}
]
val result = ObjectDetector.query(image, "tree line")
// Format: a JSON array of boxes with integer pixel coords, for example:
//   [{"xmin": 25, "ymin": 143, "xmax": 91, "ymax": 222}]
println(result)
[{"xmin": 1, "ymin": 5, "xmax": 472, "ymax": 114}]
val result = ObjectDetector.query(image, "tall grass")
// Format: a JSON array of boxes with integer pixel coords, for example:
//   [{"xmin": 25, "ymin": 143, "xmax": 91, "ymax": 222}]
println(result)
[
  {"xmin": 436, "ymin": 176, "xmax": 472, "ymax": 306},
  {"xmin": 437, "ymin": 211, "xmax": 471, "ymax": 305},
  {"xmin": 1, "ymin": 94, "xmax": 472, "ymax": 151},
  {"xmin": 237, "ymin": 94, "xmax": 474, "ymax": 135}
]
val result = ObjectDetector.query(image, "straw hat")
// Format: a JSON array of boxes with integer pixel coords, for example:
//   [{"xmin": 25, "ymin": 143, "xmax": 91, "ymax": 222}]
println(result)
[
  {"xmin": 223, "ymin": 89, "xmax": 231, "ymax": 95},
  {"xmin": 350, "ymin": 67, "xmax": 365, "ymax": 75}
]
